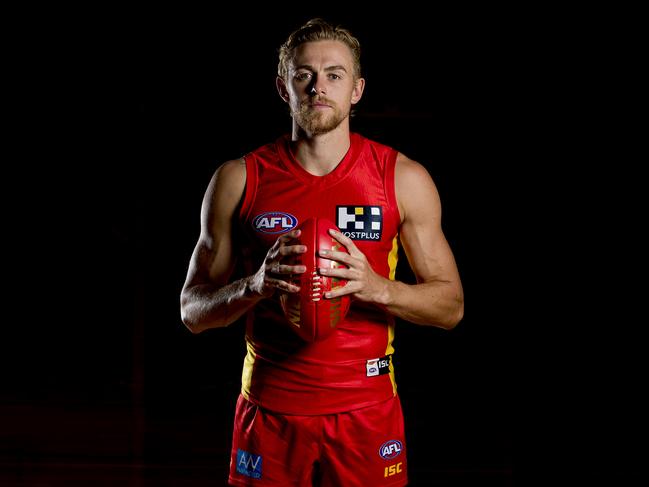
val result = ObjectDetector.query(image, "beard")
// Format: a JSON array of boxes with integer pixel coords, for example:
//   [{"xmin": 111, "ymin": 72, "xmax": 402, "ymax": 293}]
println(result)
[{"xmin": 292, "ymin": 98, "xmax": 349, "ymax": 135}]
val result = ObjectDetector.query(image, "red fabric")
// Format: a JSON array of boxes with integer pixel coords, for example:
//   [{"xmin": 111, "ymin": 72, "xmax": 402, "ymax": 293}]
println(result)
[
  {"xmin": 228, "ymin": 394, "xmax": 408, "ymax": 486},
  {"xmin": 238, "ymin": 133, "xmax": 400, "ymax": 415}
]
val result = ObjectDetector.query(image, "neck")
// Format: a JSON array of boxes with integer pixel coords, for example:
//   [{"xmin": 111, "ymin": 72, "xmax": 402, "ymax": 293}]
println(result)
[{"xmin": 290, "ymin": 121, "xmax": 351, "ymax": 176}]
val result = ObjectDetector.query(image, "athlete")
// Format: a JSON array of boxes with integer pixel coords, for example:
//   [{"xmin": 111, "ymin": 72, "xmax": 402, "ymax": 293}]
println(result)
[{"xmin": 180, "ymin": 18, "xmax": 464, "ymax": 487}]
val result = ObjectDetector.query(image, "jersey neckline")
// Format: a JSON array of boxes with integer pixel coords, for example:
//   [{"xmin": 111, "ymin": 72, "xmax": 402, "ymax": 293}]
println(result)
[{"xmin": 275, "ymin": 133, "xmax": 365, "ymax": 187}]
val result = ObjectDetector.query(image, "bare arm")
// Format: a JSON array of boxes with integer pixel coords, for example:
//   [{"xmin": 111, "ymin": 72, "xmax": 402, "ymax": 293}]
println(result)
[
  {"xmin": 320, "ymin": 153, "xmax": 464, "ymax": 329},
  {"xmin": 180, "ymin": 159, "xmax": 307, "ymax": 333}
]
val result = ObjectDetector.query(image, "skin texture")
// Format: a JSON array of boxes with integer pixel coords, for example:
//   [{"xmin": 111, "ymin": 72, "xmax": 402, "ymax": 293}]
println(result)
[{"xmin": 180, "ymin": 39, "xmax": 463, "ymax": 333}]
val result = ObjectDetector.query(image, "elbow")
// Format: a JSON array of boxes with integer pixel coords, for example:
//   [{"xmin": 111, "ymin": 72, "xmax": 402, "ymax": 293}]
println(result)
[
  {"xmin": 438, "ymin": 296, "xmax": 464, "ymax": 330},
  {"xmin": 445, "ymin": 302, "xmax": 464, "ymax": 330},
  {"xmin": 181, "ymin": 311, "xmax": 204, "ymax": 334},
  {"xmin": 180, "ymin": 293, "xmax": 209, "ymax": 334},
  {"xmin": 450, "ymin": 296, "xmax": 465, "ymax": 329},
  {"xmin": 180, "ymin": 296, "xmax": 229, "ymax": 333}
]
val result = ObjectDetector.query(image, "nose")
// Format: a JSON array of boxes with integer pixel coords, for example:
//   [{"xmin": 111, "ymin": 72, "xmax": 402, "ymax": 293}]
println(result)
[{"xmin": 309, "ymin": 76, "xmax": 326, "ymax": 96}]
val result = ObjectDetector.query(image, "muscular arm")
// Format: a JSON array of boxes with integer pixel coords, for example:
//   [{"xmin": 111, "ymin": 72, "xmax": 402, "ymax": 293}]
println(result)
[
  {"xmin": 385, "ymin": 153, "xmax": 464, "ymax": 328},
  {"xmin": 320, "ymin": 153, "xmax": 464, "ymax": 329},
  {"xmin": 180, "ymin": 159, "xmax": 306, "ymax": 334},
  {"xmin": 180, "ymin": 159, "xmax": 259, "ymax": 333}
]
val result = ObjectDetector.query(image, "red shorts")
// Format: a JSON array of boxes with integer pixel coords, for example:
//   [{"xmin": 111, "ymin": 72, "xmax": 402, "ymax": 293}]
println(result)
[{"xmin": 228, "ymin": 394, "xmax": 408, "ymax": 486}]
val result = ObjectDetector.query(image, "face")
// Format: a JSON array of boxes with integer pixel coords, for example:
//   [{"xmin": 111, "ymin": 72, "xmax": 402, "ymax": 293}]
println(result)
[{"xmin": 278, "ymin": 40, "xmax": 364, "ymax": 136}]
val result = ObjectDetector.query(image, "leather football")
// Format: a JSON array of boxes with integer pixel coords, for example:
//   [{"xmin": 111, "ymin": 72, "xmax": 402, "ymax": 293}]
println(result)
[{"xmin": 280, "ymin": 217, "xmax": 350, "ymax": 341}]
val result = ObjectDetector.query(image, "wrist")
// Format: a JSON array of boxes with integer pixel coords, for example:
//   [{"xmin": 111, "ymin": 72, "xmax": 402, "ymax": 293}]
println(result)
[
  {"xmin": 244, "ymin": 274, "xmax": 272, "ymax": 299},
  {"xmin": 376, "ymin": 278, "xmax": 395, "ymax": 307}
]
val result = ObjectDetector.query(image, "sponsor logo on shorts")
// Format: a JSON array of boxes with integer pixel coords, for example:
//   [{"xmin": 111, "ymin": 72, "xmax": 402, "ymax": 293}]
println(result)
[
  {"xmin": 384, "ymin": 461, "xmax": 404, "ymax": 478},
  {"xmin": 336, "ymin": 205, "xmax": 382, "ymax": 241},
  {"xmin": 379, "ymin": 439, "xmax": 403, "ymax": 460},
  {"xmin": 236, "ymin": 449, "xmax": 262, "ymax": 479},
  {"xmin": 366, "ymin": 355, "xmax": 391, "ymax": 377},
  {"xmin": 253, "ymin": 212, "xmax": 298, "ymax": 234}
]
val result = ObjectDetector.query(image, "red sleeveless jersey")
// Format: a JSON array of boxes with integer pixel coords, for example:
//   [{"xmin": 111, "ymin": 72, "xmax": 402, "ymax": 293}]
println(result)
[{"xmin": 238, "ymin": 132, "xmax": 401, "ymax": 415}]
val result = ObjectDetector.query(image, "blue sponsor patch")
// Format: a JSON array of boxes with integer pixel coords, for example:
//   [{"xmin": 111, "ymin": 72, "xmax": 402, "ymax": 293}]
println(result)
[
  {"xmin": 236, "ymin": 449, "xmax": 262, "ymax": 479},
  {"xmin": 253, "ymin": 212, "xmax": 298, "ymax": 234},
  {"xmin": 379, "ymin": 439, "xmax": 403, "ymax": 460}
]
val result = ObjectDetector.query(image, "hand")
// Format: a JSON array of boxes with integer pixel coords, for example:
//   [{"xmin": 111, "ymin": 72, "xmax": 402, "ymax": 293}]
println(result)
[
  {"xmin": 318, "ymin": 229, "xmax": 389, "ymax": 304},
  {"xmin": 249, "ymin": 229, "xmax": 307, "ymax": 297}
]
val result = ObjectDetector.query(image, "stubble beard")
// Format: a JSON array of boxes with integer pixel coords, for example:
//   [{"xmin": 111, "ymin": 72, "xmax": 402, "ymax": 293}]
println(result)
[{"xmin": 292, "ymin": 101, "xmax": 349, "ymax": 136}]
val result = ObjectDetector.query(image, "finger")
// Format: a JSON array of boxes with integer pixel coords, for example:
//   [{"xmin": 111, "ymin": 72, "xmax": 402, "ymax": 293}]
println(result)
[
  {"xmin": 328, "ymin": 229, "xmax": 364, "ymax": 257},
  {"xmin": 278, "ymin": 229, "xmax": 302, "ymax": 243},
  {"xmin": 279, "ymin": 244, "xmax": 307, "ymax": 256},
  {"xmin": 318, "ymin": 267, "xmax": 355, "ymax": 280},
  {"xmin": 265, "ymin": 276, "xmax": 300, "ymax": 293},
  {"xmin": 324, "ymin": 283, "xmax": 356, "ymax": 299},
  {"xmin": 266, "ymin": 263, "xmax": 306, "ymax": 275},
  {"xmin": 318, "ymin": 249, "xmax": 354, "ymax": 266}
]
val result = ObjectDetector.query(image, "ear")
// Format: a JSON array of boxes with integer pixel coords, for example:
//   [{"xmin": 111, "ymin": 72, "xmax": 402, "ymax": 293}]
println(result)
[
  {"xmin": 351, "ymin": 77, "xmax": 365, "ymax": 105},
  {"xmin": 276, "ymin": 76, "xmax": 290, "ymax": 103}
]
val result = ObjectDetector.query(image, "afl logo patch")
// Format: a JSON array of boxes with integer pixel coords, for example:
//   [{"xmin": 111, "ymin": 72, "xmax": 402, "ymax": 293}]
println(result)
[
  {"xmin": 379, "ymin": 439, "xmax": 403, "ymax": 460},
  {"xmin": 253, "ymin": 212, "xmax": 298, "ymax": 234}
]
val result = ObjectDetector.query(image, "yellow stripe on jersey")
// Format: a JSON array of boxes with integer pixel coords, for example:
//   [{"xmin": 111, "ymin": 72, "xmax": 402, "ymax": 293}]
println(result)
[
  {"xmin": 388, "ymin": 234, "xmax": 399, "ymax": 281},
  {"xmin": 387, "ymin": 321, "xmax": 397, "ymax": 395},
  {"xmin": 241, "ymin": 339, "xmax": 256, "ymax": 400},
  {"xmin": 386, "ymin": 234, "xmax": 399, "ymax": 394}
]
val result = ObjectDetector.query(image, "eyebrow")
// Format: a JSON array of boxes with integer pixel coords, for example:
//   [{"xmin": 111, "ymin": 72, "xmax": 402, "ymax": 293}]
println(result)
[{"xmin": 294, "ymin": 64, "xmax": 348, "ymax": 73}]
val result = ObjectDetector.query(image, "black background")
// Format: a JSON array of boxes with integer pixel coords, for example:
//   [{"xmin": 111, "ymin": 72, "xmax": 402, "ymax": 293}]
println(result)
[{"xmin": 1, "ymin": 6, "xmax": 525, "ymax": 486}]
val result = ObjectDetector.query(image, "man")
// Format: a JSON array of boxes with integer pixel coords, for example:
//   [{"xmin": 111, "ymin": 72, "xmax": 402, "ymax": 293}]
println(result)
[{"xmin": 180, "ymin": 18, "xmax": 463, "ymax": 487}]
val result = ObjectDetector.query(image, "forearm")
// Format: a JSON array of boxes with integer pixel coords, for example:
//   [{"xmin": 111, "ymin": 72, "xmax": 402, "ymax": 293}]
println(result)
[
  {"xmin": 180, "ymin": 276, "xmax": 264, "ymax": 333},
  {"xmin": 380, "ymin": 279, "xmax": 464, "ymax": 329}
]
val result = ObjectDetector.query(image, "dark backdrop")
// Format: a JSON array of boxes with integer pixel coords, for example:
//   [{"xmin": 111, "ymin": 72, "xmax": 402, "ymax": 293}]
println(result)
[{"xmin": 3, "ymin": 7, "xmax": 514, "ymax": 486}]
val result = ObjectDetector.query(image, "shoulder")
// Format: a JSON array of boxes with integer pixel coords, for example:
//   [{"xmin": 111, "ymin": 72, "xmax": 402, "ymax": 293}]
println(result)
[
  {"xmin": 395, "ymin": 153, "xmax": 440, "ymax": 220},
  {"xmin": 215, "ymin": 158, "xmax": 246, "ymax": 182},
  {"xmin": 204, "ymin": 158, "xmax": 246, "ymax": 207},
  {"xmin": 395, "ymin": 153, "xmax": 437, "ymax": 190}
]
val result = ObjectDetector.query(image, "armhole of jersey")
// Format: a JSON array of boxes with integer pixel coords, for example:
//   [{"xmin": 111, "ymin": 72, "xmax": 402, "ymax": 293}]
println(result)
[
  {"xmin": 384, "ymin": 148, "xmax": 400, "ymax": 222},
  {"xmin": 239, "ymin": 154, "xmax": 258, "ymax": 223}
]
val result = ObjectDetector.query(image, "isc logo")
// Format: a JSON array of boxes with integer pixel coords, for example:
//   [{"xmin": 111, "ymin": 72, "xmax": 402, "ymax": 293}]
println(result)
[
  {"xmin": 366, "ymin": 355, "xmax": 391, "ymax": 377},
  {"xmin": 384, "ymin": 462, "xmax": 403, "ymax": 478},
  {"xmin": 379, "ymin": 439, "xmax": 403, "ymax": 459},
  {"xmin": 253, "ymin": 212, "xmax": 298, "ymax": 234}
]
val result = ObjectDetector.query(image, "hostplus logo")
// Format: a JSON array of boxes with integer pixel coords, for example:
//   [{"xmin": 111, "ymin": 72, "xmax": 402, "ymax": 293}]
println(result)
[{"xmin": 336, "ymin": 206, "xmax": 382, "ymax": 241}]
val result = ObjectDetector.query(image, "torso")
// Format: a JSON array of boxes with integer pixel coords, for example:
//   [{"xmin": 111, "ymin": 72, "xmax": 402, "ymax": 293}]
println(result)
[{"xmin": 238, "ymin": 132, "xmax": 402, "ymax": 415}]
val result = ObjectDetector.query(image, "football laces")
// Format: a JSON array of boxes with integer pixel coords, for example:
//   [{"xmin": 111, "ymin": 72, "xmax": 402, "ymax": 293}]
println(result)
[{"xmin": 311, "ymin": 271, "xmax": 322, "ymax": 301}]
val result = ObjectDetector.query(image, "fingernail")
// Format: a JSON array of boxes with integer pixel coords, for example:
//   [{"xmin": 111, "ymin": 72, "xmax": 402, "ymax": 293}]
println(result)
[
  {"xmin": 324, "ymin": 292, "xmax": 332, "ymax": 298},
  {"xmin": 297, "ymin": 266, "xmax": 306, "ymax": 273},
  {"xmin": 319, "ymin": 267, "xmax": 328, "ymax": 274},
  {"xmin": 320, "ymin": 249, "xmax": 329, "ymax": 256},
  {"xmin": 300, "ymin": 246, "xmax": 307, "ymax": 253}
]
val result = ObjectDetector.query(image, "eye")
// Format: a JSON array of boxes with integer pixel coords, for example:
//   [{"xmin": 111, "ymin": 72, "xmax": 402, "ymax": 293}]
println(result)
[
  {"xmin": 328, "ymin": 73, "xmax": 342, "ymax": 80},
  {"xmin": 294, "ymin": 72, "xmax": 312, "ymax": 82}
]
